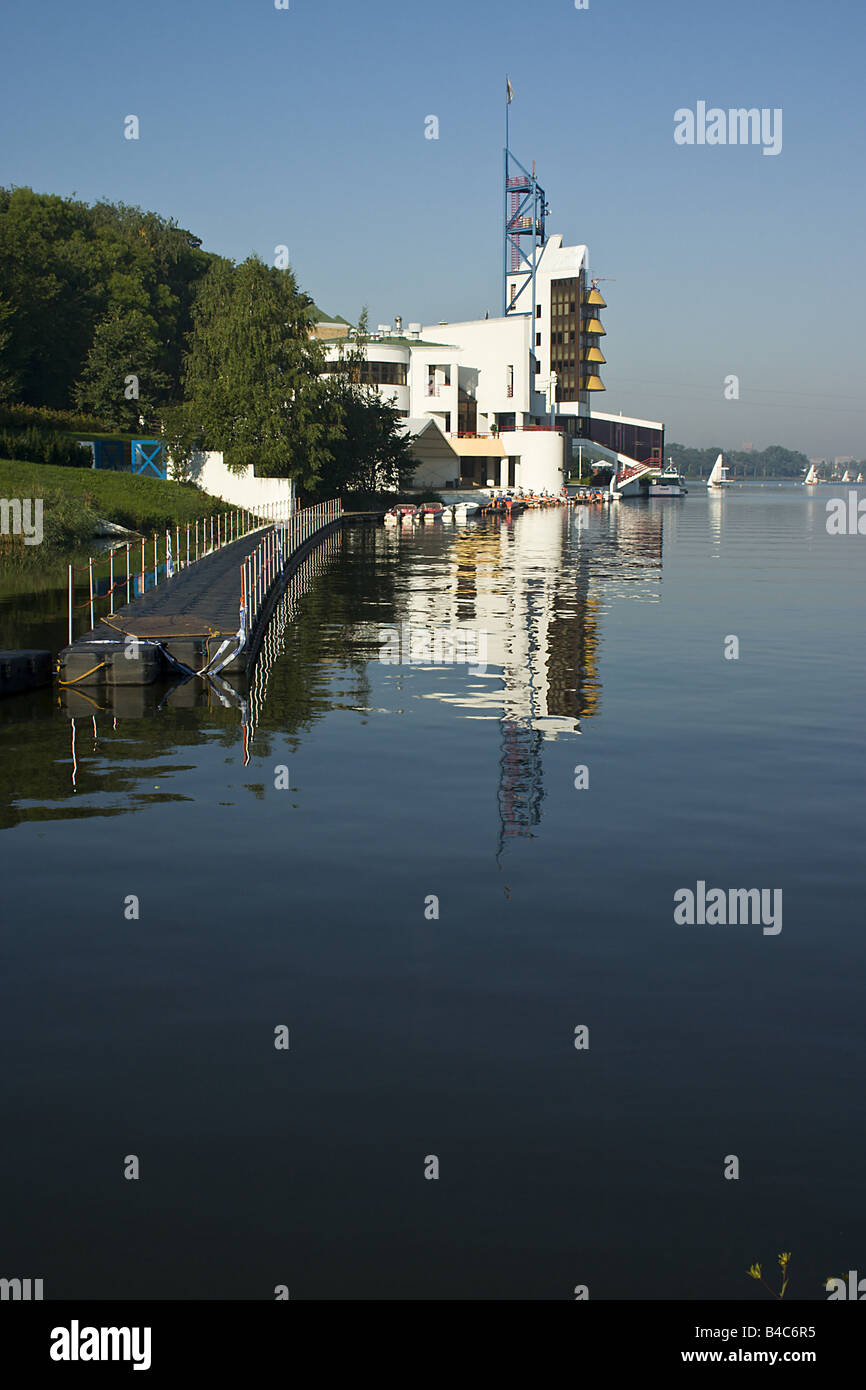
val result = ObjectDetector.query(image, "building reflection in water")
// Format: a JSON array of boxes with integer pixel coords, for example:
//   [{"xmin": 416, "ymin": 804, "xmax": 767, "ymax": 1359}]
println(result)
[{"xmin": 384, "ymin": 506, "xmax": 664, "ymax": 856}]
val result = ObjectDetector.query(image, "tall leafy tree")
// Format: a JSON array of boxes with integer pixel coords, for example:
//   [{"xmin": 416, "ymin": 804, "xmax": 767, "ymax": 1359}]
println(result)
[
  {"xmin": 183, "ymin": 255, "xmax": 340, "ymax": 486},
  {"xmin": 73, "ymin": 306, "xmax": 171, "ymax": 430}
]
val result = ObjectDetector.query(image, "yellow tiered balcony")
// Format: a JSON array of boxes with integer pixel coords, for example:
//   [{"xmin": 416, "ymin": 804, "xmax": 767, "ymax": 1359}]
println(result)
[
  {"xmin": 583, "ymin": 317, "xmax": 606, "ymax": 336},
  {"xmin": 580, "ymin": 375, "xmax": 605, "ymax": 391},
  {"xmin": 582, "ymin": 345, "xmax": 606, "ymax": 364},
  {"xmin": 583, "ymin": 288, "xmax": 607, "ymax": 308}
]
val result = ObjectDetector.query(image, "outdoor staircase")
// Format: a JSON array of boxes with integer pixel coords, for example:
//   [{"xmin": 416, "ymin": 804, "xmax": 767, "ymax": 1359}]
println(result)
[{"xmin": 610, "ymin": 456, "xmax": 658, "ymax": 496}]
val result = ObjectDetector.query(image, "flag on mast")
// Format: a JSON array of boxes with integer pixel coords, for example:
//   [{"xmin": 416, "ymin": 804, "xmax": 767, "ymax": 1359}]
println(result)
[{"xmin": 506, "ymin": 77, "xmax": 514, "ymax": 104}]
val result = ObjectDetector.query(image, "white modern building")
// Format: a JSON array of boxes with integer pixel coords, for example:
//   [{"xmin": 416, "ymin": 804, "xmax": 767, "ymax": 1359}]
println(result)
[
  {"xmin": 317, "ymin": 138, "xmax": 664, "ymax": 495},
  {"xmin": 319, "ymin": 246, "xmax": 663, "ymax": 495}
]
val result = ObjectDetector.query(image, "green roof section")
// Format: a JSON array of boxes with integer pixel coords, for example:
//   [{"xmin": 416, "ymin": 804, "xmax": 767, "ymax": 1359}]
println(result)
[{"xmin": 307, "ymin": 303, "xmax": 352, "ymax": 325}]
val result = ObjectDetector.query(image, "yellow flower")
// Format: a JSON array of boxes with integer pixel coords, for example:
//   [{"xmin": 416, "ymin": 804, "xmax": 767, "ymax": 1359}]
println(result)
[
  {"xmin": 747, "ymin": 1263, "xmax": 762, "ymax": 1279},
  {"xmin": 778, "ymin": 1252, "xmax": 790, "ymax": 1267}
]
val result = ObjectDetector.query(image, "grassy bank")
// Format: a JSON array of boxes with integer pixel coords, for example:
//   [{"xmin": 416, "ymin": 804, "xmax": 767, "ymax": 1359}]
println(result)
[{"xmin": 0, "ymin": 459, "xmax": 225, "ymax": 546}]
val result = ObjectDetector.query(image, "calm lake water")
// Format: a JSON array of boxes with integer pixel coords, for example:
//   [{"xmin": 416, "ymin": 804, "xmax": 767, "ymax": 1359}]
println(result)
[{"xmin": 1, "ymin": 484, "xmax": 865, "ymax": 1301}]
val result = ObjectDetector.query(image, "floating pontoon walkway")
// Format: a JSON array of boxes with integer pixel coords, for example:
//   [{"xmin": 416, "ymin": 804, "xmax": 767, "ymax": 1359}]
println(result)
[{"xmin": 58, "ymin": 500, "xmax": 348, "ymax": 688}]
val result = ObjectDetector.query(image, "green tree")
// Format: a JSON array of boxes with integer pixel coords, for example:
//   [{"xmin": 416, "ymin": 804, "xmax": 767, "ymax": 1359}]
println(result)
[
  {"xmin": 0, "ymin": 295, "xmax": 18, "ymax": 403},
  {"xmin": 0, "ymin": 186, "xmax": 216, "ymax": 410},
  {"xmin": 73, "ymin": 306, "xmax": 172, "ymax": 429},
  {"xmin": 183, "ymin": 256, "xmax": 339, "ymax": 486},
  {"xmin": 317, "ymin": 311, "xmax": 415, "ymax": 496}
]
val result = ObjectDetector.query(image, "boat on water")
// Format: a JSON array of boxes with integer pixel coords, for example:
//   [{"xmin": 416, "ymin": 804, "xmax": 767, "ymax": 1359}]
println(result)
[
  {"xmin": 707, "ymin": 453, "xmax": 730, "ymax": 489},
  {"xmin": 804, "ymin": 464, "xmax": 820, "ymax": 485},
  {"xmin": 451, "ymin": 500, "xmax": 480, "ymax": 520},
  {"xmin": 858, "ymin": 474, "xmax": 864, "ymax": 483},
  {"xmin": 569, "ymin": 487, "xmax": 608, "ymax": 504},
  {"xmin": 483, "ymin": 493, "xmax": 526, "ymax": 515},
  {"xmin": 384, "ymin": 504, "xmax": 418, "ymax": 527},
  {"xmin": 521, "ymin": 490, "xmax": 560, "ymax": 508},
  {"xmin": 418, "ymin": 502, "xmax": 444, "ymax": 522},
  {"xmin": 841, "ymin": 469, "xmax": 853, "ymax": 483},
  {"xmin": 649, "ymin": 461, "xmax": 688, "ymax": 497}
]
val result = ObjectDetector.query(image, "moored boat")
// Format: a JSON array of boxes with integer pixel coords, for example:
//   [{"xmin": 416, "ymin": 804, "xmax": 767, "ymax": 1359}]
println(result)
[
  {"xmin": 649, "ymin": 464, "xmax": 688, "ymax": 497},
  {"xmin": 483, "ymin": 493, "xmax": 526, "ymax": 515},
  {"xmin": 384, "ymin": 504, "xmax": 418, "ymax": 527},
  {"xmin": 418, "ymin": 502, "xmax": 444, "ymax": 522}
]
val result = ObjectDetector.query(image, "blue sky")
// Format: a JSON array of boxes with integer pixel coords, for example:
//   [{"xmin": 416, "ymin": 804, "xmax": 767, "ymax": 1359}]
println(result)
[{"xmin": 2, "ymin": 0, "xmax": 864, "ymax": 455}]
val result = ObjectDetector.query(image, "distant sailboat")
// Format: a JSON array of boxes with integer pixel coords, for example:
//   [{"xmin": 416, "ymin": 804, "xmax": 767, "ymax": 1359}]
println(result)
[
  {"xmin": 858, "ymin": 473, "xmax": 864, "ymax": 483},
  {"xmin": 804, "ymin": 464, "xmax": 819, "ymax": 485},
  {"xmin": 841, "ymin": 469, "xmax": 853, "ymax": 482},
  {"xmin": 707, "ymin": 453, "xmax": 729, "ymax": 488}
]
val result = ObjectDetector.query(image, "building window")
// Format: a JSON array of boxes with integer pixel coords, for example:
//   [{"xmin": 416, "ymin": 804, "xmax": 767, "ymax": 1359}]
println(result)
[
  {"xmin": 536, "ymin": 305, "xmax": 542, "ymax": 318},
  {"xmin": 536, "ymin": 332, "xmax": 541, "ymax": 347},
  {"xmin": 426, "ymin": 364, "xmax": 451, "ymax": 396},
  {"xmin": 506, "ymin": 365, "xmax": 514, "ymax": 398},
  {"xmin": 550, "ymin": 273, "xmax": 582, "ymax": 401},
  {"xmin": 322, "ymin": 359, "xmax": 407, "ymax": 386}
]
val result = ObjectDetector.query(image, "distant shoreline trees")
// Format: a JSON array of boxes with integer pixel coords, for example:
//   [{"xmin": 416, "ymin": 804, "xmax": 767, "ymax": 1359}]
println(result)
[{"xmin": 667, "ymin": 443, "xmax": 815, "ymax": 479}]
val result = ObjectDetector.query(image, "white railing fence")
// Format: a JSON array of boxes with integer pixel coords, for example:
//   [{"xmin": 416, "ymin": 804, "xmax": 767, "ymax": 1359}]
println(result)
[
  {"xmin": 67, "ymin": 499, "xmax": 299, "ymax": 645},
  {"xmin": 240, "ymin": 499, "xmax": 342, "ymax": 637}
]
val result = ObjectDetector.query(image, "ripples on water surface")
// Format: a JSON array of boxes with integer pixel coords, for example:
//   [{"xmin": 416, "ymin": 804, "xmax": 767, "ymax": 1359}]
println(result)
[{"xmin": 1, "ymin": 485, "xmax": 864, "ymax": 1299}]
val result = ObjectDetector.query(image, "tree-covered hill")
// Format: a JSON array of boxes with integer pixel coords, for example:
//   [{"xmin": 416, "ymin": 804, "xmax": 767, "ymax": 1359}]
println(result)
[
  {"xmin": 0, "ymin": 188, "xmax": 413, "ymax": 496},
  {"xmin": 0, "ymin": 187, "xmax": 220, "ymax": 415}
]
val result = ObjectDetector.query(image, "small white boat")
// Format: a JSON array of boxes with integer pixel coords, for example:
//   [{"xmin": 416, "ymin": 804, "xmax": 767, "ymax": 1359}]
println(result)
[
  {"xmin": 650, "ymin": 461, "xmax": 688, "ymax": 496},
  {"xmin": 419, "ymin": 503, "xmax": 444, "ymax": 523},
  {"xmin": 804, "ymin": 464, "xmax": 820, "ymax": 485},
  {"xmin": 841, "ymin": 469, "xmax": 853, "ymax": 483},
  {"xmin": 858, "ymin": 473, "xmax": 864, "ymax": 483},
  {"xmin": 453, "ymin": 500, "xmax": 480, "ymax": 519},
  {"xmin": 707, "ymin": 453, "xmax": 729, "ymax": 489}
]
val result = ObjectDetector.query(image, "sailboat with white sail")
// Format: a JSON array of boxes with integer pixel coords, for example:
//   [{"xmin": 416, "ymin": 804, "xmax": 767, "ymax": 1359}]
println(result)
[
  {"xmin": 804, "ymin": 464, "xmax": 820, "ymax": 485},
  {"xmin": 841, "ymin": 469, "xmax": 853, "ymax": 483},
  {"xmin": 707, "ymin": 453, "xmax": 730, "ymax": 489}
]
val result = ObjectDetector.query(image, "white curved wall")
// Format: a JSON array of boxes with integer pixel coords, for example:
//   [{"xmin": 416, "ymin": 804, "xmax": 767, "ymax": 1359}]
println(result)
[{"xmin": 501, "ymin": 431, "xmax": 566, "ymax": 492}]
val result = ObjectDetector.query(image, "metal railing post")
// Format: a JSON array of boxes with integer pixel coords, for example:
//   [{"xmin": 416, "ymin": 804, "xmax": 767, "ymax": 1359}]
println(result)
[
  {"xmin": 109, "ymin": 548, "xmax": 115, "ymax": 615},
  {"xmin": 88, "ymin": 556, "xmax": 94, "ymax": 629},
  {"xmin": 68, "ymin": 564, "xmax": 73, "ymax": 645}
]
